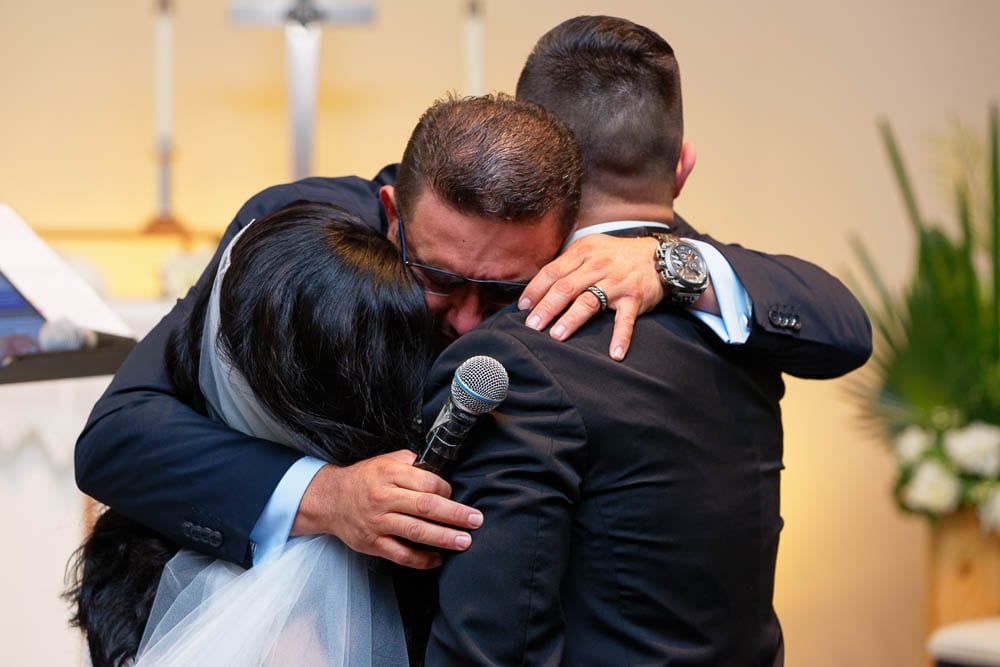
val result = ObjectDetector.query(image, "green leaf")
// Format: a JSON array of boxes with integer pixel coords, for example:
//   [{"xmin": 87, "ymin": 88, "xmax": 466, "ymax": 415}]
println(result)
[
  {"xmin": 990, "ymin": 104, "xmax": 1000, "ymax": 361},
  {"xmin": 856, "ymin": 111, "xmax": 1000, "ymax": 432},
  {"xmin": 848, "ymin": 236, "xmax": 903, "ymax": 353},
  {"xmin": 879, "ymin": 119, "xmax": 925, "ymax": 234}
]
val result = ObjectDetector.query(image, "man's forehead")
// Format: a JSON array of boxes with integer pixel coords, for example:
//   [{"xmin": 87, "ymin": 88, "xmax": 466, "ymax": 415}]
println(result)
[{"xmin": 407, "ymin": 196, "xmax": 564, "ymax": 281}]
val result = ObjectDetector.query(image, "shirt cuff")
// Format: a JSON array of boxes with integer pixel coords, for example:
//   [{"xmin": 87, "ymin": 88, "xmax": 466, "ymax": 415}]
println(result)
[
  {"xmin": 249, "ymin": 456, "xmax": 326, "ymax": 565},
  {"xmin": 686, "ymin": 239, "xmax": 752, "ymax": 345}
]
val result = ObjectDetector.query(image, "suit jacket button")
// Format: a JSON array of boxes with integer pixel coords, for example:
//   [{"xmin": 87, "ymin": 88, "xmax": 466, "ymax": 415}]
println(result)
[
  {"xmin": 209, "ymin": 531, "xmax": 223, "ymax": 548},
  {"xmin": 182, "ymin": 521, "xmax": 193, "ymax": 538},
  {"xmin": 791, "ymin": 318, "xmax": 802, "ymax": 331},
  {"xmin": 768, "ymin": 309, "xmax": 781, "ymax": 325}
]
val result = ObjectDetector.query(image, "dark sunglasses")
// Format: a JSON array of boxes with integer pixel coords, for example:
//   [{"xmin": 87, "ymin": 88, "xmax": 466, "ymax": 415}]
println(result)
[{"xmin": 396, "ymin": 214, "xmax": 529, "ymax": 306}]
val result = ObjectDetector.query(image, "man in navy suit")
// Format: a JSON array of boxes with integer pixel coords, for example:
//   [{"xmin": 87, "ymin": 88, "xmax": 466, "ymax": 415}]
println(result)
[
  {"xmin": 75, "ymin": 94, "xmax": 586, "ymax": 570},
  {"xmin": 422, "ymin": 16, "xmax": 860, "ymax": 664}
]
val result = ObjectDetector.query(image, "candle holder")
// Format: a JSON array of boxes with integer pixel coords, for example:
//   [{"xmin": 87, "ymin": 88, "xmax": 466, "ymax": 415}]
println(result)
[
  {"xmin": 144, "ymin": 0, "xmax": 188, "ymax": 243},
  {"xmin": 229, "ymin": 0, "xmax": 375, "ymax": 180}
]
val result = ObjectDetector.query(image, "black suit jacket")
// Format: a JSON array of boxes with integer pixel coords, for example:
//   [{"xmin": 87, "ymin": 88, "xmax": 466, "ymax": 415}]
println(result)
[
  {"xmin": 423, "ymin": 305, "xmax": 787, "ymax": 666},
  {"xmin": 74, "ymin": 165, "xmax": 870, "ymax": 567}
]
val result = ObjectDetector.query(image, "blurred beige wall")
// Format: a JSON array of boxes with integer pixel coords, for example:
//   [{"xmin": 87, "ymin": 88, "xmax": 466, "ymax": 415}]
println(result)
[{"xmin": 2, "ymin": 0, "xmax": 998, "ymax": 665}]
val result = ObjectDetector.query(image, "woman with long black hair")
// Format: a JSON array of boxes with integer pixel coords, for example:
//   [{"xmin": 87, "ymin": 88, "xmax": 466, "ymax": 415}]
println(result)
[{"xmin": 67, "ymin": 201, "xmax": 433, "ymax": 666}]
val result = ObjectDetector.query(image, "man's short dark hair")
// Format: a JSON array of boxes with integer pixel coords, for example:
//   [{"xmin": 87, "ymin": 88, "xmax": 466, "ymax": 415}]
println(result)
[
  {"xmin": 516, "ymin": 15, "xmax": 683, "ymax": 191},
  {"xmin": 395, "ymin": 93, "xmax": 582, "ymax": 236}
]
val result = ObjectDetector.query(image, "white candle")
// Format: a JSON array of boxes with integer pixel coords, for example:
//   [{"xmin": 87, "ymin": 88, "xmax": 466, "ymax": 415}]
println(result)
[
  {"xmin": 463, "ymin": 0, "xmax": 483, "ymax": 96},
  {"xmin": 155, "ymin": 2, "xmax": 173, "ymax": 146},
  {"xmin": 285, "ymin": 22, "xmax": 321, "ymax": 180}
]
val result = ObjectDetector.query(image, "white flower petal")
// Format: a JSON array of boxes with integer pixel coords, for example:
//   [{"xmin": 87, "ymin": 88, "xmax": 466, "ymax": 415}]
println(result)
[
  {"xmin": 902, "ymin": 460, "xmax": 961, "ymax": 515},
  {"xmin": 979, "ymin": 487, "xmax": 1000, "ymax": 534},
  {"xmin": 894, "ymin": 425, "xmax": 933, "ymax": 466},
  {"xmin": 943, "ymin": 422, "xmax": 1000, "ymax": 477}
]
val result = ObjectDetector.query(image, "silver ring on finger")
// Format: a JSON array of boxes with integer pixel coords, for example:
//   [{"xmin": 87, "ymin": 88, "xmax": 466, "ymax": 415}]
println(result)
[{"xmin": 585, "ymin": 285, "xmax": 609, "ymax": 312}]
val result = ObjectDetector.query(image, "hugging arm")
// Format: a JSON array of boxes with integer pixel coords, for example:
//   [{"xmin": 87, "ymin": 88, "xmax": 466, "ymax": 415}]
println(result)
[
  {"xmin": 699, "ymin": 237, "xmax": 872, "ymax": 378},
  {"xmin": 75, "ymin": 191, "xmax": 303, "ymax": 567},
  {"xmin": 519, "ymin": 214, "xmax": 871, "ymax": 377},
  {"xmin": 75, "ymin": 176, "xmax": 479, "ymax": 570}
]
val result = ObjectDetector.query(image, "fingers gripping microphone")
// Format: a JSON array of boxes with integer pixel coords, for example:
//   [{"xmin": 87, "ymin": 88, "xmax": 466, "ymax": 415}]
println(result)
[{"xmin": 415, "ymin": 355, "xmax": 509, "ymax": 477}]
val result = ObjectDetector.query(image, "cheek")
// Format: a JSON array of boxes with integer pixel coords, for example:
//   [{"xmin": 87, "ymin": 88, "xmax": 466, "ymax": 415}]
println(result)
[{"xmin": 422, "ymin": 292, "xmax": 450, "ymax": 319}]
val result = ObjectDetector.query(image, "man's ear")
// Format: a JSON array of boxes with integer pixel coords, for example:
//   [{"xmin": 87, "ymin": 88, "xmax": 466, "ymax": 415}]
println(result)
[
  {"xmin": 379, "ymin": 185, "xmax": 399, "ymax": 242},
  {"xmin": 674, "ymin": 142, "xmax": 697, "ymax": 199}
]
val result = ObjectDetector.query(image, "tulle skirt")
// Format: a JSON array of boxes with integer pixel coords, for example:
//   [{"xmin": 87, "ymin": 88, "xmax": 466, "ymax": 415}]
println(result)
[{"xmin": 134, "ymin": 535, "xmax": 408, "ymax": 666}]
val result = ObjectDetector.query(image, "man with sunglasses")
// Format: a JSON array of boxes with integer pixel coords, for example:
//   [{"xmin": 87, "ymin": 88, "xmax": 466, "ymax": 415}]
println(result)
[
  {"xmin": 395, "ymin": 213, "xmax": 530, "ymax": 338},
  {"xmin": 76, "ymin": 94, "xmax": 585, "ymax": 571}
]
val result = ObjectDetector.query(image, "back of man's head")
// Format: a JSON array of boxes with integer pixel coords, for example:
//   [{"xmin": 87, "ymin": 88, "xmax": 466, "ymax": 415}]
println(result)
[
  {"xmin": 395, "ymin": 93, "xmax": 582, "ymax": 237},
  {"xmin": 516, "ymin": 16, "xmax": 683, "ymax": 197}
]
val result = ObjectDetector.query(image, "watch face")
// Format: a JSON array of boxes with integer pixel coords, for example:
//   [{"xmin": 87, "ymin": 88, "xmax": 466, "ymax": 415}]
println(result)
[{"xmin": 667, "ymin": 243, "xmax": 708, "ymax": 288}]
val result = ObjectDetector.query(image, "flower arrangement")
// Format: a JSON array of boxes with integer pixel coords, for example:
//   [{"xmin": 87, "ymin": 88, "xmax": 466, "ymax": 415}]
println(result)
[{"xmin": 850, "ymin": 106, "xmax": 1000, "ymax": 532}]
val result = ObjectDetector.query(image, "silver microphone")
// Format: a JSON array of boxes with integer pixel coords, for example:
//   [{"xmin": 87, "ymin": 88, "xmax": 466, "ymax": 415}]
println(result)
[{"xmin": 415, "ymin": 355, "xmax": 509, "ymax": 477}]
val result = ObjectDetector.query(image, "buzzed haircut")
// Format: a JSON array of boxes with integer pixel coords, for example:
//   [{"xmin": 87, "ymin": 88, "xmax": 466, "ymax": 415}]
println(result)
[{"xmin": 516, "ymin": 15, "xmax": 684, "ymax": 190}]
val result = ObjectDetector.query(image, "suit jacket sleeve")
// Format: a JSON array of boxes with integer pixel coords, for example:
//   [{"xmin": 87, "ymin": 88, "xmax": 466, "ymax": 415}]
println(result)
[
  {"xmin": 424, "ymin": 328, "xmax": 586, "ymax": 666},
  {"xmin": 74, "ymin": 180, "xmax": 369, "ymax": 568},
  {"xmin": 672, "ymin": 213, "xmax": 872, "ymax": 379}
]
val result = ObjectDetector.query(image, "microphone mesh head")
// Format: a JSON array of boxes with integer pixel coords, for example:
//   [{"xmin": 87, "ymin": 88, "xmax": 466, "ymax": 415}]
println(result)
[{"xmin": 451, "ymin": 355, "xmax": 509, "ymax": 415}]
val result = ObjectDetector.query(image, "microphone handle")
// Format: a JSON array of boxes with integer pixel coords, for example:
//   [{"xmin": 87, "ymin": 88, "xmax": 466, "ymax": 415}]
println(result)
[{"xmin": 414, "ymin": 400, "xmax": 480, "ymax": 477}]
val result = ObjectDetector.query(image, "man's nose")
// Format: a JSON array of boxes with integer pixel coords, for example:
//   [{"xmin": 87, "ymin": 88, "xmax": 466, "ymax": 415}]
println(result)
[{"xmin": 445, "ymin": 289, "xmax": 491, "ymax": 337}]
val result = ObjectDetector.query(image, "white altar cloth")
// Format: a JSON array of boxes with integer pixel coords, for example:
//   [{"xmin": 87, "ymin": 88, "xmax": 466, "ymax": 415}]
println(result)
[{"xmin": 0, "ymin": 299, "xmax": 171, "ymax": 666}]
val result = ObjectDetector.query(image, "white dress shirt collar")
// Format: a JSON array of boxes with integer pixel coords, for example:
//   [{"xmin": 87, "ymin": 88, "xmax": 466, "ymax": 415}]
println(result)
[{"xmin": 562, "ymin": 220, "xmax": 671, "ymax": 250}]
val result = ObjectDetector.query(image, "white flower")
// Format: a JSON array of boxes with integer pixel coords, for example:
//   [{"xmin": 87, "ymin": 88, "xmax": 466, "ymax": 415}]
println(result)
[
  {"xmin": 979, "ymin": 486, "xmax": 1000, "ymax": 534},
  {"xmin": 894, "ymin": 426, "xmax": 933, "ymax": 466},
  {"xmin": 902, "ymin": 460, "xmax": 961, "ymax": 515},
  {"xmin": 943, "ymin": 421, "xmax": 1000, "ymax": 477}
]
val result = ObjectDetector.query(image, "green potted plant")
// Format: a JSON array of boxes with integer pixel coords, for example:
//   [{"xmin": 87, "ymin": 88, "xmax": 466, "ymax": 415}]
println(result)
[{"xmin": 850, "ymin": 106, "xmax": 1000, "ymax": 532}]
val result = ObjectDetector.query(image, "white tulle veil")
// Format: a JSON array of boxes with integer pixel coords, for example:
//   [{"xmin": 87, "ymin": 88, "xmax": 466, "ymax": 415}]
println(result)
[{"xmin": 134, "ymin": 221, "xmax": 409, "ymax": 666}]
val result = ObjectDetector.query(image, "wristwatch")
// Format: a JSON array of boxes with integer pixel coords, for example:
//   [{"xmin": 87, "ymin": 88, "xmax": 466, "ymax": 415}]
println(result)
[{"xmin": 651, "ymin": 233, "xmax": 709, "ymax": 304}]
